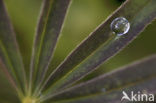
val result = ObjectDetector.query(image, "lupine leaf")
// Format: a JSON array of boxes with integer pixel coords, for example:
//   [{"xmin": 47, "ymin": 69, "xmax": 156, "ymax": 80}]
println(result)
[
  {"xmin": 0, "ymin": 0, "xmax": 26, "ymax": 95},
  {"xmin": 41, "ymin": 0, "xmax": 156, "ymax": 98},
  {"xmin": 29, "ymin": 0, "xmax": 72, "ymax": 95},
  {"xmin": 42, "ymin": 54, "xmax": 156, "ymax": 102},
  {"xmin": 0, "ymin": 70, "xmax": 20, "ymax": 103},
  {"xmin": 51, "ymin": 78, "xmax": 156, "ymax": 103}
]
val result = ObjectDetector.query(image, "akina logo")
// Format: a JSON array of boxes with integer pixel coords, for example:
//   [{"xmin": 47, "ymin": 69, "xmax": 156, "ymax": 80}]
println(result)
[{"xmin": 121, "ymin": 91, "xmax": 155, "ymax": 102}]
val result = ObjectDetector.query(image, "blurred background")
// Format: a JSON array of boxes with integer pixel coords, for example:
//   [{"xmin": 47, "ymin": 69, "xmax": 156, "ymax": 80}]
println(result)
[{"xmin": 0, "ymin": 0, "xmax": 156, "ymax": 102}]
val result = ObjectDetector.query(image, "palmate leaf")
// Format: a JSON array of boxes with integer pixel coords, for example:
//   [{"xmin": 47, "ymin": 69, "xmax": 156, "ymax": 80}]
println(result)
[
  {"xmin": 42, "ymin": 55, "xmax": 156, "ymax": 103},
  {"xmin": 0, "ymin": 0, "xmax": 26, "ymax": 97},
  {"xmin": 0, "ymin": 69, "xmax": 19, "ymax": 103},
  {"xmin": 29, "ymin": 0, "xmax": 72, "ymax": 95},
  {"xmin": 39, "ymin": 0, "xmax": 156, "ymax": 100},
  {"xmin": 0, "ymin": 0, "xmax": 156, "ymax": 103}
]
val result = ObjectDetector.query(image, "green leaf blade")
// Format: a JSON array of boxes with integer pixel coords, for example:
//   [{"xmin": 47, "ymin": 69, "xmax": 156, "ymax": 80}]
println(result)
[
  {"xmin": 41, "ymin": 0, "xmax": 156, "ymax": 97},
  {"xmin": 29, "ymin": 0, "xmax": 72, "ymax": 95},
  {"xmin": 0, "ymin": 0, "xmax": 26, "ymax": 95},
  {"xmin": 44, "ymin": 54, "xmax": 156, "ymax": 102},
  {"xmin": 52, "ymin": 78, "xmax": 156, "ymax": 103}
]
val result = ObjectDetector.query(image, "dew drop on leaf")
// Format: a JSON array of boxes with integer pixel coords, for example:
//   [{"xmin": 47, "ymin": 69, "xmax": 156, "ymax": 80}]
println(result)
[{"xmin": 110, "ymin": 17, "xmax": 130, "ymax": 36}]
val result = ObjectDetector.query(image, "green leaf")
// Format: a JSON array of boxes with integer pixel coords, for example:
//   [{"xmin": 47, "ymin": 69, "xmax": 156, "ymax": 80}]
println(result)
[
  {"xmin": 43, "ymin": 54, "xmax": 156, "ymax": 102},
  {"xmin": 51, "ymin": 78, "xmax": 156, "ymax": 103},
  {"xmin": 41, "ymin": 0, "xmax": 156, "ymax": 98},
  {"xmin": 0, "ymin": 69, "xmax": 20, "ymax": 103},
  {"xmin": 0, "ymin": 0, "xmax": 26, "ymax": 96},
  {"xmin": 29, "ymin": 0, "xmax": 72, "ymax": 95}
]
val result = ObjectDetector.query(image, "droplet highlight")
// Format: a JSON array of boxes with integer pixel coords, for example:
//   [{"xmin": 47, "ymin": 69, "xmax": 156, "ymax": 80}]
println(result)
[{"xmin": 110, "ymin": 17, "xmax": 130, "ymax": 36}]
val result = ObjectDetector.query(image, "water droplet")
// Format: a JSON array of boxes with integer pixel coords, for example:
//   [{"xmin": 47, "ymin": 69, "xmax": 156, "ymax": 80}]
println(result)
[{"xmin": 110, "ymin": 17, "xmax": 130, "ymax": 36}]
